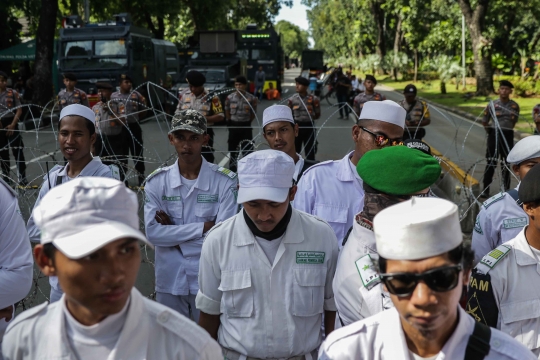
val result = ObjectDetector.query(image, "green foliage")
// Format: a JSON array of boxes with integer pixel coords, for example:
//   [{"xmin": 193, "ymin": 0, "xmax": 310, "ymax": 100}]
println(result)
[{"xmin": 275, "ymin": 20, "xmax": 309, "ymax": 59}]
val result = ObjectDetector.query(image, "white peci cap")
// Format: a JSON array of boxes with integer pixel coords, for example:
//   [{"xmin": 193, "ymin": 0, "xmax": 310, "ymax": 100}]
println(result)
[
  {"xmin": 237, "ymin": 150, "xmax": 295, "ymax": 204},
  {"xmin": 359, "ymin": 100, "xmax": 406, "ymax": 129},
  {"xmin": 60, "ymin": 104, "xmax": 95, "ymax": 124},
  {"xmin": 263, "ymin": 105, "xmax": 295, "ymax": 128},
  {"xmin": 33, "ymin": 177, "xmax": 152, "ymax": 259},
  {"xmin": 374, "ymin": 197, "xmax": 462, "ymax": 260},
  {"xmin": 507, "ymin": 135, "xmax": 540, "ymax": 165}
]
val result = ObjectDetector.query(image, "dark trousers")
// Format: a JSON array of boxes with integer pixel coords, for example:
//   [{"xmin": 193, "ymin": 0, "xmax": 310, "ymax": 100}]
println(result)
[
  {"xmin": 336, "ymin": 94, "xmax": 350, "ymax": 118},
  {"xmin": 295, "ymin": 124, "xmax": 316, "ymax": 161},
  {"xmin": 0, "ymin": 117, "xmax": 26, "ymax": 181},
  {"xmin": 124, "ymin": 122, "xmax": 145, "ymax": 177},
  {"xmin": 228, "ymin": 124, "xmax": 253, "ymax": 172},
  {"xmin": 483, "ymin": 128, "xmax": 513, "ymax": 192},
  {"xmin": 403, "ymin": 127, "xmax": 426, "ymax": 140},
  {"xmin": 96, "ymin": 132, "xmax": 129, "ymax": 181},
  {"xmin": 202, "ymin": 128, "xmax": 215, "ymax": 163}
]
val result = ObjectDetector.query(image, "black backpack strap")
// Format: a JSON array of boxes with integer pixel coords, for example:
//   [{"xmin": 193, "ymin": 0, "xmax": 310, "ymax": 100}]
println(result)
[
  {"xmin": 54, "ymin": 167, "xmax": 65, "ymax": 187},
  {"xmin": 464, "ymin": 321, "xmax": 491, "ymax": 360}
]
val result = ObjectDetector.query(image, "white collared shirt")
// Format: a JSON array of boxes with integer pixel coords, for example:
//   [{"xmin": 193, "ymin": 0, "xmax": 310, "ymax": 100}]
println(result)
[
  {"xmin": 293, "ymin": 151, "xmax": 364, "ymax": 246},
  {"xmin": 293, "ymin": 153, "xmax": 305, "ymax": 183},
  {"xmin": 196, "ymin": 208, "xmax": 339, "ymax": 358},
  {"xmin": 144, "ymin": 157, "xmax": 238, "ymax": 295}
]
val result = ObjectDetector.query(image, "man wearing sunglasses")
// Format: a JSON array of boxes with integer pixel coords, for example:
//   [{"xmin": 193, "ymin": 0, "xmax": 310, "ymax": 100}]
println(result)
[
  {"xmin": 333, "ymin": 145, "xmax": 441, "ymax": 327},
  {"xmin": 294, "ymin": 100, "xmax": 405, "ymax": 247},
  {"xmin": 467, "ymin": 164, "xmax": 540, "ymax": 357},
  {"xmin": 321, "ymin": 197, "xmax": 534, "ymax": 360}
]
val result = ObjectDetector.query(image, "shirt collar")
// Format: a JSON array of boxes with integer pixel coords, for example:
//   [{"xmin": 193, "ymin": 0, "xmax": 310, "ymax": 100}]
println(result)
[
  {"xmin": 514, "ymin": 227, "xmax": 538, "ymax": 266},
  {"xmin": 336, "ymin": 151, "xmax": 356, "ymax": 181},
  {"xmin": 169, "ymin": 157, "xmax": 211, "ymax": 191},
  {"xmin": 58, "ymin": 157, "xmax": 105, "ymax": 178}
]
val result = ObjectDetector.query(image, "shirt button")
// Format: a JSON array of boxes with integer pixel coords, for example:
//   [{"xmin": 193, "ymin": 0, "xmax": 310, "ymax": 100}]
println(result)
[{"xmin": 158, "ymin": 311, "xmax": 170, "ymax": 323}]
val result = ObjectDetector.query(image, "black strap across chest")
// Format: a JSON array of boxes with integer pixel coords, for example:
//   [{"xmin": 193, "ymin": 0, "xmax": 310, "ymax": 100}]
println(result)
[{"xmin": 464, "ymin": 321, "xmax": 491, "ymax": 360}]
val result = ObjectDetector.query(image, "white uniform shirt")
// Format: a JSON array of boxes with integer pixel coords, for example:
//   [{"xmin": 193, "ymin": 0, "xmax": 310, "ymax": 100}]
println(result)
[
  {"xmin": 293, "ymin": 151, "xmax": 364, "ymax": 246},
  {"xmin": 334, "ymin": 217, "xmax": 392, "ymax": 327},
  {"xmin": 319, "ymin": 307, "xmax": 536, "ymax": 360},
  {"xmin": 293, "ymin": 153, "xmax": 305, "ymax": 183},
  {"xmin": 196, "ymin": 208, "xmax": 339, "ymax": 358},
  {"xmin": 472, "ymin": 190, "xmax": 527, "ymax": 264},
  {"xmin": 472, "ymin": 229, "xmax": 540, "ymax": 356},
  {"xmin": 144, "ymin": 157, "xmax": 238, "ymax": 295},
  {"xmin": 0, "ymin": 179, "xmax": 33, "ymax": 343},
  {"xmin": 2, "ymin": 288, "xmax": 222, "ymax": 360}
]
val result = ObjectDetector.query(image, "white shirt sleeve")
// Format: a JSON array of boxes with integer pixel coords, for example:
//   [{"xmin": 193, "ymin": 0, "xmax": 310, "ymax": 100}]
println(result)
[
  {"xmin": 472, "ymin": 209, "xmax": 495, "ymax": 264},
  {"xmin": 215, "ymin": 178, "xmax": 239, "ymax": 224},
  {"xmin": 292, "ymin": 173, "xmax": 315, "ymax": 215},
  {"xmin": 324, "ymin": 230, "xmax": 339, "ymax": 312},
  {"xmin": 196, "ymin": 233, "xmax": 222, "ymax": 315},
  {"xmin": 26, "ymin": 178, "xmax": 50, "ymax": 243}
]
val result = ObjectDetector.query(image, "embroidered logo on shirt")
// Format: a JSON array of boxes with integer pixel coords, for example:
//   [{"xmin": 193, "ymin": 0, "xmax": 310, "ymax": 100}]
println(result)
[
  {"xmin": 480, "ymin": 244, "xmax": 511, "ymax": 269},
  {"xmin": 355, "ymin": 254, "xmax": 380, "ymax": 290},
  {"xmin": 296, "ymin": 251, "xmax": 325, "ymax": 264},
  {"xmin": 502, "ymin": 217, "xmax": 527, "ymax": 229},
  {"xmin": 197, "ymin": 194, "xmax": 218, "ymax": 203},
  {"xmin": 162, "ymin": 195, "xmax": 181, "ymax": 201},
  {"xmin": 474, "ymin": 218, "xmax": 483, "ymax": 234}
]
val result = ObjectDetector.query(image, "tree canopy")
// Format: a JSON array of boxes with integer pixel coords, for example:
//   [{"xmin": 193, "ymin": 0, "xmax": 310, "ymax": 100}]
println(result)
[{"xmin": 275, "ymin": 20, "xmax": 309, "ymax": 59}]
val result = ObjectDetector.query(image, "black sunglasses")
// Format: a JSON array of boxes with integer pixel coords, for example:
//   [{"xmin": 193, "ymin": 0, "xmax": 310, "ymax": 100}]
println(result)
[
  {"xmin": 360, "ymin": 127, "xmax": 403, "ymax": 147},
  {"xmin": 380, "ymin": 264, "xmax": 462, "ymax": 297}
]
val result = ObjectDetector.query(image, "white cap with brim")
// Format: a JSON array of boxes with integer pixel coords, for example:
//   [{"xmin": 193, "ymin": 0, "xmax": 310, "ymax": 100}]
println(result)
[
  {"xmin": 263, "ymin": 105, "xmax": 295, "ymax": 128},
  {"xmin": 374, "ymin": 197, "xmax": 462, "ymax": 260},
  {"xmin": 60, "ymin": 104, "xmax": 96, "ymax": 125},
  {"xmin": 359, "ymin": 100, "xmax": 406, "ymax": 129},
  {"xmin": 507, "ymin": 135, "xmax": 540, "ymax": 165},
  {"xmin": 237, "ymin": 149, "xmax": 295, "ymax": 204},
  {"xmin": 33, "ymin": 177, "xmax": 152, "ymax": 259}
]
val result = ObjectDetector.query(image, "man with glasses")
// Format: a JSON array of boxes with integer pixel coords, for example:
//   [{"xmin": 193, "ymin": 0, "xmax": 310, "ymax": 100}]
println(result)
[
  {"xmin": 294, "ymin": 100, "xmax": 405, "ymax": 246},
  {"xmin": 333, "ymin": 145, "xmax": 441, "ymax": 327},
  {"xmin": 320, "ymin": 197, "xmax": 534, "ymax": 360},
  {"xmin": 467, "ymin": 164, "xmax": 540, "ymax": 356}
]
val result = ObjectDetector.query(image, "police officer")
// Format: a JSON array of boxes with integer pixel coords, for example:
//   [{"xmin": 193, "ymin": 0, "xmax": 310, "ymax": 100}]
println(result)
[
  {"xmin": 263, "ymin": 105, "xmax": 316, "ymax": 182},
  {"xmin": 294, "ymin": 100, "xmax": 405, "ymax": 246},
  {"xmin": 26, "ymin": 104, "xmax": 120, "ymax": 302},
  {"xmin": 144, "ymin": 109, "xmax": 238, "ymax": 322},
  {"xmin": 197, "ymin": 150, "xmax": 338, "ymax": 360},
  {"xmin": 482, "ymin": 80, "xmax": 520, "ymax": 197},
  {"xmin": 352, "ymin": 75, "xmax": 386, "ymax": 118},
  {"xmin": 93, "ymin": 82, "xmax": 129, "ymax": 182},
  {"xmin": 288, "ymin": 76, "xmax": 320, "ymax": 161},
  {"xmin": 177, "ymin": 70, "xmax": 224, "ymax": 163},
  {"xmin": 111, "ymin": 74, "xmax": 147, "ymax": 185},
  {"xmin": 4, "ymin": 177, "xmax": 222, "ymax": 360},
  {"xmin": 467, "ymin": 164, "xmax": 540, "ymax": 357},
  {"xmin": 57, "ymin": 73, "xmax": 89, "ymax": 110},
  {"xmin": 472, "ymin": 135, "xmax": 540, "ymax": 264},
  {"xmin": 399, "ymin": 84, "xmax": 430, "ymax": 140},
  {"xmin": 0, "ymin": 71, "xmax": 26, "ymax": 185},
  {"xmin": 321, "ymin": 197, "xmax": 534, "ymax": 360},
  {"xmin": 333, "ymin": 146, "xmax": 441, "ymax": 327},
  {"xmin": 533, "ymin": 104, "xmax": 540, "ymax": 134},
  {"xmin": 225, "ymin": 75, "xmax": 257, "ymax": 172}
]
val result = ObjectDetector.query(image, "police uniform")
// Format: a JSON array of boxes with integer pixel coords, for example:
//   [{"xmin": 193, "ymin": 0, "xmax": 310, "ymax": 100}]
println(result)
[
  {"xmin": 399, "ymin": 98, "xmax": 430, "ymax": 140},
  {"xmin": 353, "ymin": 92, "xmax": 385, "ymax": 117},
  {"xmin": 225, "ymin": 91, "xmax": 257, "ymax": 172},
  {"xmin": 533, "ymin": 104, "xmax": 540, "ymax": 134},
  {"xmin": 482, "ymin": 98, "xmax": 520, "ymax": 193},
  {"xmin": 288, "ymin": 93, "xmax": 320, "ymax": 161},
  {"xmin": 0, "ymin": 178, "xmax": 32, "ymax": 347},
  {"xmin": 0, "ymin": 88, "xmax": 26, "ymax": 182},
  {"xmin": 57, "ymin": 88, "xmax": 89, "ymax": 110},
  {"xmin": 177, "ymin": 88, "xmax": 224, "ymax": 163},
  {"xmin": 111, "ymin": 89, "xmax": 147, "ymax": 181}
]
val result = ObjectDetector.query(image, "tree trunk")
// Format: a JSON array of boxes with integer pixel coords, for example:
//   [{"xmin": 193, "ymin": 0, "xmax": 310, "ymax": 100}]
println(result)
[
  {"xmin": 441, "ymin": 81, "xmax": 446, "ymax": 94},
  {"xmin": 414, "ymin": 49, "xmax": 418, "ymax": 82},
  {"xmin": 372, "ymin": 0, "xmax": 385, "ymax": 59},
  {"xmin": 392, "ymin": 16, "xmax": 402, "ymax": 81},
  {"xmin": 144, "ymin": 14, "xmax": 165, "ymax": 39},
  {"xmin": 33, "ymin": 0, "xmax": 58, "ymax": 106}
]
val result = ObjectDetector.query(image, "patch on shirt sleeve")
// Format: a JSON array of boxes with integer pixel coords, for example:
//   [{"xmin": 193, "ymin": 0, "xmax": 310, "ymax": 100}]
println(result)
[
  {"xmin": 482, "ymin": 193, "xmax": 504, "ymax": 209},
  {"xmin": 474, "ymin": 217, "xmax": 483, "ymax": 234},
  {"xmin": 355, "ymin": 254, "xmax": 381, "ymax": 290},
  {"xmin": 296, "ymin": 251, "xmax": 325, "ymax": 264},
  {"xmin": 502, "ymin": 217, "xmax": 527, "ymax": 229},
  {"xmin": 216, "ymin": 166, "xmax": 237, "ymax": 179},
  {"xmin": 479, "ymin": 244, "xmax": 511, "ymax": 271}
]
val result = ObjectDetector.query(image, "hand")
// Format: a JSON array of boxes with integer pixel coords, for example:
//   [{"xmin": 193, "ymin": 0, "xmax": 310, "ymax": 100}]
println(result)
[
  {"xmin": 203, "ymin": 221, "xmax": 216, "ymax": 233},
  {"xmin": 6, "ymin": 122, "xmax": 16, "ymax": 137},
  {"xmin": 0, "ymin": 305, "xmax": 14, "ymax": 322},
  {"xmin": 155, "ymin": 210, "xmax": 173, "ymax": 225}
]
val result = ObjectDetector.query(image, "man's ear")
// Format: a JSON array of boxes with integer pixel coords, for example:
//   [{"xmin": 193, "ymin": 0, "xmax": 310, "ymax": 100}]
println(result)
[
  {"xmin": 294, "ymin": 123, "xmax": 299, "ymax": 137},
  {"xmin": 289, "ymin": 185, "xmax": 298, "ymax": 202},
  {"xmin": 34, "ymin": 245, "xmax": 56, "ymax": 276},
  {"xmin": 352, "ymin": 124, "xmax": 361, "ymax": 143},
  {"xmin": 168, "ymin": 133, "xmax": 175, "ymax": 145},
  {"xmin": 523, "ymin": 202, "xmax": 537, "ymax": 217},
  {"xmin": 202, "ymin": 133, "xmax": 210, "ymax": 146}
]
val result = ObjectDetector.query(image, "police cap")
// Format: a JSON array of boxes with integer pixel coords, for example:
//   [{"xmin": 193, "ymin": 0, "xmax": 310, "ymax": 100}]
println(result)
[
  {"xmin": 186, "ymin": 70, "xmax": 206, "ymax": 87},
  {"xmin": 120, "ymin": 74, "xmax": 132, "ymax": 82},
  {"xmin": 364, "ymin": 75, "xmax": 377, "ymax": 85},
  {"xmin": 235, "ymin": 75, "xmax": 248, "ymax": 85},
  {"xmin": 0, "ymin": 71, "xmax": 7, "ymax": 80},
  {"xmin": 63, "ymin": 72, "xmax": 77, "ymax": 81},
  {"xmin": 499, "ymin": 80, "xmax": 514, "ymax": 89},
  {"xmin": 404, "ymin": 84, "xmax": 417, "ymax": 94},
  {"xmin": 295, "ymin": 76, "xmax": 310, "ymax": 86},
  {"xmin": 518, "ymin": 164, "xmax": 540, "ymax": 203},
  {"xmin": 95, "ymin": 82, "xmax": 113, "ymax": 90}
]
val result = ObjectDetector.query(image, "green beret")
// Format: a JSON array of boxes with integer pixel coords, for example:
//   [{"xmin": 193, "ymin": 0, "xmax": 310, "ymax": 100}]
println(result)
[{"xmin": 357, "ymin": 146, "xmax": 441, "ymax": 195}]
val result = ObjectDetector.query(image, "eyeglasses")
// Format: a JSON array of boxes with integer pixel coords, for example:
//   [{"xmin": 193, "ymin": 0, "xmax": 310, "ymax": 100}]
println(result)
[
  {"xmin": 360, "ymin": 127, "xmax": 403, "ymax": 147},
  {"xmin": 380, "ymin": 264, "xmax": 462, "ymax": 297}
]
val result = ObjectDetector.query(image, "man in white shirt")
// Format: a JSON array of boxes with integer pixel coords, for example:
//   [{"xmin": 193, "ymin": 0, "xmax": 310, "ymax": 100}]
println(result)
[
  {"xmin": 3, "ymin": 177, "xmax": 222, "ymax": 360},
  {"xmin": 197, "ymin": 150, "xmax": 339, "ymax": 360}
]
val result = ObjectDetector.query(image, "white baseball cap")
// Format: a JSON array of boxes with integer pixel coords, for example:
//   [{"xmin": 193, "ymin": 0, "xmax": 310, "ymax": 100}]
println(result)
[
  {"xmin": 237, "ymin": 150, "xmax": 295, "ymax": 204},
  {"xmin": 374, "ymin": 197, "xmax": 462, "ymax": 260},
  {"xmin": 60, "ymin": 104, "xmax": 96, "ymax": 125},
  {"xmin": 507, "ymin": 135, "xmax": 540, "ymax": 165},
  {"xmin": 359, "ymin": 100, "xmax": 406, "ymax": 129},
  {"xmin": 33, "ymin": 177, "xmax": 152, "ymax": 259},
  {"xmin": 263, "ymin": 105, "xmax": 295, "ymax": 128}
]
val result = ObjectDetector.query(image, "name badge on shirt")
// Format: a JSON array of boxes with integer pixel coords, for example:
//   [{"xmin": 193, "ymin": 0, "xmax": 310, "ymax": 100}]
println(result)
[
  {"xmin": 296, "ymin": 251, "xmax": 325, "ymax": 264},
  {"xmin": 503, "ymin": 217, "xmax": 527, "ymax": 229},
  {"xmin": 197, "ymin": 194, "xmax": 219, "ymax": 203},
  {"xmin": 355, "ymin": 254, "xmax": 380, "ymax": 290},
  {"xmin": 162, "ymin": 195, "xmax": 181, "ymax": 201}
]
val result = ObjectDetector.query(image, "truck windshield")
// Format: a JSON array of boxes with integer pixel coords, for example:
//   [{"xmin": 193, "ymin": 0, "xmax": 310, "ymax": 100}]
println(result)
[{"xmin": 62, "ymin": 40, "xmax": 127, "ymax": 70}]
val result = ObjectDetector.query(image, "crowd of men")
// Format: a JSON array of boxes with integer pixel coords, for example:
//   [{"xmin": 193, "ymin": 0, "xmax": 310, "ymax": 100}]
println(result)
[{"xmin": 1, "ymin": 67, "xmax": 540, "ymax": 359}]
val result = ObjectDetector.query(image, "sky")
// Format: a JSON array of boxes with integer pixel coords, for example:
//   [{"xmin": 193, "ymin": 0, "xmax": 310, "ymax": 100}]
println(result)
[{"xmin": 274, "ymin": 0, "xmax": 310, "ymax": 31}]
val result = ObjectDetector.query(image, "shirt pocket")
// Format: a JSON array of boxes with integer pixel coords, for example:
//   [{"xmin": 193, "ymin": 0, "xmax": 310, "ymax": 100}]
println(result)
[
  {"xmin": 230, "ymin": 103, "xmax": 238, "ymax": 115},
  {"xmin": 313, "ymin": 203, "xmax": 348, "ymax": 224},
  {"xmin": 195, "ymin": 203, "xmax": 219, "ymax": 221},
  {"xmin": 500, "ymin": 299, "xmax": 540, "ymax": 350},
  {"xmin": 164, "ymin": 201, "xmax": 183, "ymax": 223},
  {"xmin": 219, "ymin": 269, "xmax": 253, "ymax": 318},
  {"xmin": 292, "ymin": 267, "xmax": 326, "ymax": 317}
]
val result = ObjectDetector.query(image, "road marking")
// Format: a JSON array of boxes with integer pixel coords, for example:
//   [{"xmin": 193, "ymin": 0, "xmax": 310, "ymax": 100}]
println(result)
[
  {"xmin": 11, "ymin": 151, "xmax": 57, "ymax": 170},
  {"xmin": 218, "ymin": 153, "xmax": 230, "ymax": 167}
]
